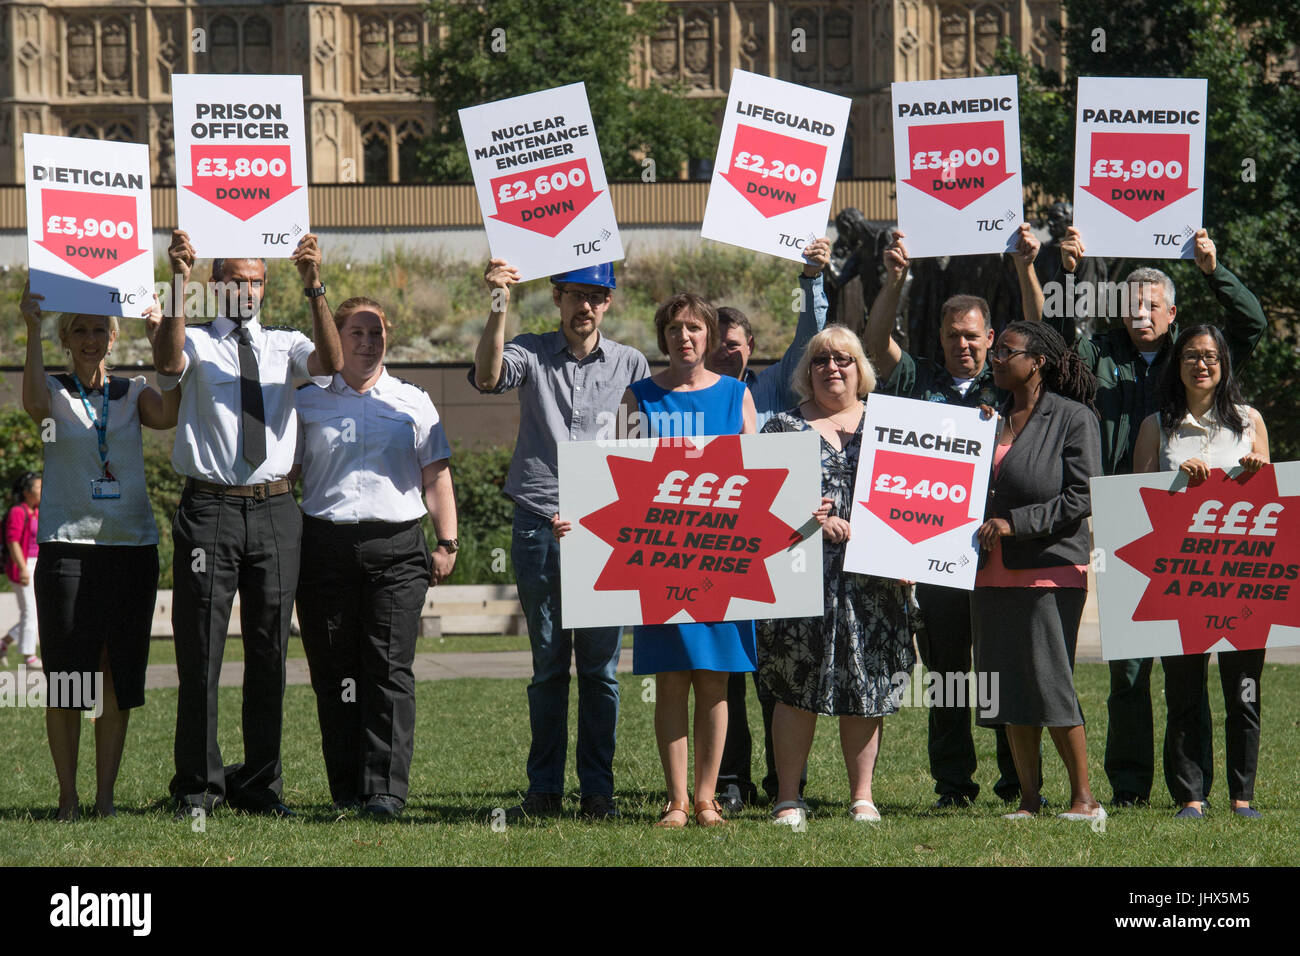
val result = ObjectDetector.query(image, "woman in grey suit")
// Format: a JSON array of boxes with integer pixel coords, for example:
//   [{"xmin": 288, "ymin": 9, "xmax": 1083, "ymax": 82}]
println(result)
[{"xmin": 972, "ymin": 321, "xmax": 1104, "ymax": 823}]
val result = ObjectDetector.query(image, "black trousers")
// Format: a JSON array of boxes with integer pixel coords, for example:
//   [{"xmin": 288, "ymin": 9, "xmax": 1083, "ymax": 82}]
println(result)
[
  {"xmin": 916, "ymin": 583, "xmax": 1021, "ymax": 800},
  {"xmin": 1162, "ymin": 650, "xmax": 1264, "ymax": 804},
  {"xmin": 296, "ymin": 515, "xmax": 430, "ymax": 805},
  {"xmin": 169, "ymin": 487, "xmax": 301, "ymax": 809}
]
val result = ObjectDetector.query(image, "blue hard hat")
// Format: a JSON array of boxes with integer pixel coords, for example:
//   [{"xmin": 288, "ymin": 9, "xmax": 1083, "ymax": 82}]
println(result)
[{"xmin": 550, "ymin": 263, "xmax": 616, "ymax": 289}]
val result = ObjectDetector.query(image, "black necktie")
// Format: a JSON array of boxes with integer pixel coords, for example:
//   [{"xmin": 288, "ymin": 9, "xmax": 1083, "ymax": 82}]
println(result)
[{"xmin": 235, "ymin": 326, "xmax": 267, "ymax": 469}]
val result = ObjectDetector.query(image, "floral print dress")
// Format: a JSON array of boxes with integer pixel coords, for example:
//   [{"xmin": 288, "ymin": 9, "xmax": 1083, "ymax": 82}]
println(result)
[{"xmin": 757, "ymin": 404, "xmax": 916, "ymax": 717}]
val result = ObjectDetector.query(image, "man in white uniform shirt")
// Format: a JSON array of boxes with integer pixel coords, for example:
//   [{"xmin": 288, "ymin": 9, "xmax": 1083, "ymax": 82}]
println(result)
[{"xmin": 154, "ymin": 229, "xmax": 343, "ymax": 818}]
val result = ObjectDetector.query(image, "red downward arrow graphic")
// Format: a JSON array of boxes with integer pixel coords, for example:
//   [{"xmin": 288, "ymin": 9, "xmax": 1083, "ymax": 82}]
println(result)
[
  {"xmin": 36, "ymin": 189, "xmax": 149, "ymax": 280},
  {"xmin": 720, "ymin": 124, "xmax": 829, "ymax": 218},
  {"xmin": 489, "ymin": 158, "xmax": 602, "ymax": 238},
  {"xmin": 901, "ymin": 121, "xmax": 1015, "ymax": 211},
  {"xmin": 1080, "ymin": 131, "xmax": 1196, "ymax": 222},
  {"xmin": 861, "ymin": 450, "xmax": 978, "ymax": 545},
  {"xmin": 185, "ymin": 144, "xmax": 300, "ymax": 222}
]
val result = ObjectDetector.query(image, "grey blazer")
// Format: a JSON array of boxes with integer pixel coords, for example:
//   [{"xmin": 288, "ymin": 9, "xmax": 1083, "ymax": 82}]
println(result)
[{"xmin": 980, "ymin": 389, "xmax": 1103, "ymax": 570}]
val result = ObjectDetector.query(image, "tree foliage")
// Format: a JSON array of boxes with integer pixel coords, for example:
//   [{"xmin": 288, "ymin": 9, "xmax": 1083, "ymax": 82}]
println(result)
[{"xmin": 413, "ymin": 0, "xmax": 718, "ymax": 181}]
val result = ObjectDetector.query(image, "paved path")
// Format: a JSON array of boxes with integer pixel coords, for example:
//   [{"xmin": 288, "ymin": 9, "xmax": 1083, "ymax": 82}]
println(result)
[{"xmin": 139, "ymin": 616, "xmax": 1300, "ymax": 689}]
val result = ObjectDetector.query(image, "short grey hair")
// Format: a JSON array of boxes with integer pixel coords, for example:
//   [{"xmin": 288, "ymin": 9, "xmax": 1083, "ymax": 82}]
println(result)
[{"xmin": 1125, "ymin": 267, "xmax": 1176, "ymax": 308}]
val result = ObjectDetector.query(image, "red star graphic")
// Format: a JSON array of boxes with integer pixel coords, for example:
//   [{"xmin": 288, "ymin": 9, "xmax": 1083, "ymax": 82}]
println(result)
[
  {"xmin": 579, "ymin": 436, "xmax": 798, "ymax": 624},
  {"xmin": 1114, "ymin": 465, "xmax": 1300, "ymax": 654}
]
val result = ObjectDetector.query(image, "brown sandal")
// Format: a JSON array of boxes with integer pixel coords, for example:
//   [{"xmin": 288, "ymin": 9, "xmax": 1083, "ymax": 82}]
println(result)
[
  {"xmin": 694, "ymin": 799, "xmax": 728, "ymax": 827},
  {"xmin": 655, "ymin": 800, "xmax": 689, "ymax": 828}
]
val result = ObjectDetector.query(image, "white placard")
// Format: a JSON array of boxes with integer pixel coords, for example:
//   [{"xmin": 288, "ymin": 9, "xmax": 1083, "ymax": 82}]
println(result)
[
  {"xmin": 172, "ymin": 74, "xmax": 310, "ymax": 257},
  {"xmin": 700, "ymin": 70, "xmax": 851, "ymax": 262},
  {"xmin": 459, "ymin": 83, "xmax": 623, "ymax": 283},
  {"xmin": 844, "ymin": 394, "xmax": 996, "ymax": 589},
  {"xmin": 1092, "ymin": 463, "xmax": 1300, "ymax": 660},
  {"xmin": 24, "ymin": 134, "xmax": 155, "ymax": 318},
  {"xmin": 1073, "ymin": 77, "xmax": 1206, "ymax": 259},
  {"xmin": 891, "ymin": 75, "xmax": 1024, "ymax": 257},
  {"xmin": 558, "ymin": 432, "xmax": 824, "ymax": 629}
]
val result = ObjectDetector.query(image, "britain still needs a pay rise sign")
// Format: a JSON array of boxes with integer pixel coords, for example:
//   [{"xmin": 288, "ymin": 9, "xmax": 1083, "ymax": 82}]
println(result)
[
  {"xmin": 1072, "ymin": 76, "xmax": 1207, "ymax": 260},
  {"xmin": 700, "ymin": 70, "xmax": 851, "ymax": 264},
  {"xmin": 460, "ymin": 83, "xmax": 624, "ymax": 283},
  {"xmin": 1091, "ymin": 463, "xmax": 1300, "ymax": 660},
  {"xmin": 24, "ymin": 133, "xmax": 154, "ymax": 318},
  {"xmin": 844, "ymin": 394, "xmax": 996, "ymax": 590},
  {"xmin": 558, "ymin": 432, "xmax": 823, "ymax": 629},
  {"xmin": 891, "ymin": 74, "xmax": 1024, "ymax": 257},
  {"xmin": 172, "ymin": 73, "xmax": 310, "ymax": 258}
]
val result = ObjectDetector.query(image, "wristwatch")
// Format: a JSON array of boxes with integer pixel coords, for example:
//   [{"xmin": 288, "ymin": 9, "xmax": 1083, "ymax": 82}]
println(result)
[
  {"xmin": 304, "ymin": 283, "xmax": 327, "ymax": 299},
  {"xmin": 436, "ymin": 538, "xmax": 460, "ymax": 553}
]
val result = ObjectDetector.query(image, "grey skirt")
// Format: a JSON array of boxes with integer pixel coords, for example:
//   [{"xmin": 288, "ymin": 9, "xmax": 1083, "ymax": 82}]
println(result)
[{"xmin": 971, "ymin": 587, "xmax": 1086, "ymax": 727}]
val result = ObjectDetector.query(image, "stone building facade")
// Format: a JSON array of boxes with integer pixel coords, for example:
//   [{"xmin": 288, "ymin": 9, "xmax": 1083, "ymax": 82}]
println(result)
[{"xmin": 0, "ymin": 0, "xmax": 1065, "ymax": 185}]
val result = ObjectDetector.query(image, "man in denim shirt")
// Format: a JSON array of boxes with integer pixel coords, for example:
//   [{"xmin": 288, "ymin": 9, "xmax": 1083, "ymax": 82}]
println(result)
[{"xmin": 470, "ymin": 259, "xmax": 649, "ymax": 820}]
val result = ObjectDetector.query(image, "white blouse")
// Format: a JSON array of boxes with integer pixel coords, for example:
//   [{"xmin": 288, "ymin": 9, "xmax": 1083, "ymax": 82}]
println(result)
[{"xmin": 1154, "ymin": 404, "xmax": 1256, "ymax": 473}]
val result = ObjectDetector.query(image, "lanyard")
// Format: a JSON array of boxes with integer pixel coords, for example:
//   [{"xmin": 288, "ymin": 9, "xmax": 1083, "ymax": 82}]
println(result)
[{"xmin": 71, "ymin": 374, "xmax": 113, "ymax": 477}]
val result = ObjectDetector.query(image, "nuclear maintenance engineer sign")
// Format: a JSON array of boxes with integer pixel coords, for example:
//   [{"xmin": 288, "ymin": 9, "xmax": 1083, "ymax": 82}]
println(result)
[
  {"xmin": 558, "ymin": 432, "xmax": 823, "ymax": 629},
  {"xmin": 844, "ymin": 394, "xmax": 995, "ymax": 589}
]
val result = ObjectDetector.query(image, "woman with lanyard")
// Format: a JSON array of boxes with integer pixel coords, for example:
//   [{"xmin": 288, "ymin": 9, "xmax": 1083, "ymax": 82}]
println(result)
[
  {"xmin": 21, "ymin": 282, "xmax": 179, "ymax": 820},
  {"xmin": 294, "ymin": 296, "xmax": 458, "ymax": 819}
]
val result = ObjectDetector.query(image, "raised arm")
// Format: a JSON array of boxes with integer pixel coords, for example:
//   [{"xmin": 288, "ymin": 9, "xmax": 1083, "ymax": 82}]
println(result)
[
  {"xmin": 294, "ymin": 234, "xmax": 343, "ymax": 377},
  {"xmin": 138, "ymin": 297, "xmax": 182, "ymax": 429},
  {"xmin": 1010, "ymin": 223, "xmax": 1045, "ymax": 323},
  {"xmin": 1191, "ymin": 229, "xmax": 1267, "ymax": 372},
  {"xmin": 424, "ymin": 459, "xmax": 458, "ymax": 585},
  {"xmin": 20, "ymin": 282, "xmax": 50, "ymax": 424},
  {"xmin": 473, "ymin": 259, "xmax": 521, "ymax": 391},
  {"xmin": 154, "ymin": 229, "xmax": 193, "ymax": 376},
  {"xmin": 864, "ymin": 230, "xmax": 908, "ymax": 382}
]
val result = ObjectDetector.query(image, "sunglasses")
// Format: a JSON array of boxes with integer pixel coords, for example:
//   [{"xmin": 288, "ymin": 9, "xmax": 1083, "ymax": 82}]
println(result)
[{"xmin": 811, "ymin": 353, "xmax": 854, "ymax": 370}]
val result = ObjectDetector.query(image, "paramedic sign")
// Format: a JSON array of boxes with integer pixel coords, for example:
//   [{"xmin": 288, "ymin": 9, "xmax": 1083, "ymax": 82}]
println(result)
[
  {"xmin": 1073, "ymin": 76, "xmax": 1207, "ymax": 260},
  {"xmin": 172, "ymin": 73, "xmax": 309, "ymax": 257},
  {"xmin": 558, "ymin": 432, "xmax": 823, "ymax": 629},
  {"xmin": 891, "ymin": 75, "xmax": 1023, "ymax": 257},
  {"xmin": 701, "ymin": 70, "xmax": 851, "ymax": 263},
  {"xmin": 24, "ymin": 133, "xmax": 153, "ymax": 317},
  {"xmin": 460, "ymin": 83, "xmax": 624, "ymax": 283},
  {"xmin": 1092, "ymin": 463, "xmax": 1300, "ymax": 660},
  {"xmin": 845, "ymin": 394, "xmax": 996, "ymax": 589}
]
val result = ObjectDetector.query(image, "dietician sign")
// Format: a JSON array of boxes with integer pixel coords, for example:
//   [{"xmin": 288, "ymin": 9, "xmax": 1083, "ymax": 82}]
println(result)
[
  {"xmin": 891, "ymin": 75, "xmax": 1023, "ymax": 257},
  {"xmin": 558, "ymin": 432, "xmax": 823, "ymax": 629},
  {"xmin": 1092, "ymin": 463, "xmax": 1300, "ymax": 660},
  {"xmin": 172, "ymin": 74, "xmax": 309, "ymax": 257},
  {"xmin": 844, "ymin": 394, "xmax": 996, "ymax": 589},
  {"xmin": 24, "ymin": 133, "xmax": 154, "ymax": 317},
  {"xmin": 460, "ymin": 83, "xmax": 624, "ymax": 283},
  {"xmin": 1073, "ymin": 77, "xmax": 1206, "ymax": 260},
  {"xmin": 701, "ymin": 70, "xmax": 851, "ymax": 263}
]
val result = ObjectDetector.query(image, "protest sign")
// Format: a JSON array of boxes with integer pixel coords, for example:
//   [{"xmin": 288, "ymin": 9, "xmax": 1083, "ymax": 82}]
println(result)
[
  {"xmin": 172, "ymin": 73, "xmax": 309, "ymax": 257},
  {"xmin": 459, "ymin": 83, "xmax": 623, "ymax": 283},
  {"xmin": 700, "ymin": 70, "xmax": 851, "ymax": 263},
  {"xmin": 844, "ymin": 394, "xmax": 996, "ymax": 589},
  {"xmin": 558, "ymin": 431, "xmax": 823, "ymax": 629},
  {"xmin": 891, "ymin": 75, "xmax": 1023, "ymax": 257},
  {"xmin": 1073, "ymin": 76, "xmax": 1207, "ymax": 260},
  {"xmin": 1092, "ymin": 463, "xmax": 1300, "ymax": 660},
  {"xmin": 24, "ymin": 133, "xmax": 154, "ymax": 317}
]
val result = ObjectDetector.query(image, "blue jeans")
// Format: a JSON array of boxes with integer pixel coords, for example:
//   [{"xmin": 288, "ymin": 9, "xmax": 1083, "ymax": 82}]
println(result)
[{"xmin": 512, "ymin": 506, "xmax": 622, "ymax": 798}]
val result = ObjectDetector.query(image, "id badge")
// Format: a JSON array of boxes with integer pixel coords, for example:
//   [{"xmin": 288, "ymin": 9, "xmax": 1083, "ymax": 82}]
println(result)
[{"xmin": 91, "ymin": 478, "xmax": 121, "ymax": 500}]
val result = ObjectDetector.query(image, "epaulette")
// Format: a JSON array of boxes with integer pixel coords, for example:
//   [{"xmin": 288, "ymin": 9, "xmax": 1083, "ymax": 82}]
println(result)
[
  {"xmin": 392, "ymin": 376, "xmax": 428, "ymax": 394},
  {"xmin": 295, "ymin": 381, "xmax": 318, "ymax": 390},
  {"xmin": 190, "ymin": 321, "xmax": 214, "ymax": 329},
  {"xmin": 263, "ymin": 325, "xmax": 302, "ymax": 333}
]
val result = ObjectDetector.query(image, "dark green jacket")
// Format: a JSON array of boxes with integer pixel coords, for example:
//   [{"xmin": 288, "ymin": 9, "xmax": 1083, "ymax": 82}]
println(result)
[
  {"xmin": 876, "ymin": 350, "xmax": 1005, "ymax": 409},
  {"xmin": 1045, "ymin": 264, "xmax": 1266, "ymax": 476}
]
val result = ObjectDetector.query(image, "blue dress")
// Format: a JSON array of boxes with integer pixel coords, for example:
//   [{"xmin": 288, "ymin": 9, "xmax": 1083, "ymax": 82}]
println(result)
[{"xmin": 629, "ymin": 375, "xmax": 758, "ymax": 675}]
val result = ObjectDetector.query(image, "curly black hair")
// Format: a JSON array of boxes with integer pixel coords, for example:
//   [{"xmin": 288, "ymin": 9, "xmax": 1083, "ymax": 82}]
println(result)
[{"xmin": 1000, "ymin": 320, "xmax": 1098, "ymax": 413}]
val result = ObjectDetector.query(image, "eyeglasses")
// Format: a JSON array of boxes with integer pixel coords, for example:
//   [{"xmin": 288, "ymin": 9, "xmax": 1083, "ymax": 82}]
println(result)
[
  {"xmin": 560, "ymin": 288, "xmax": 610, "ymax": 306},
  {"xmin": 991, "ymin": 348, "xmax": 1031, "ymax": 361},
  {"xmin": 811, "ymin": 353, "xmax": 854, "ymax": 369},
  {"xmin": 1181, "ymin": 352, "xmax": 1220, "ymax": 367}
]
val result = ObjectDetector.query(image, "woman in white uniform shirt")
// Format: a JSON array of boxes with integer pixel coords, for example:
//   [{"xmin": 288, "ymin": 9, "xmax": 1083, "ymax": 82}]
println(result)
[
  {"xmin": 295, "ymin": 296, "xmax": 458, "ymax": 819},
  {"xmin": 1133, "ymin": 324, "xmax": 1270, "ymax": 819},
  {"xmin": 20, "ymin": 283, "xmax": 178, "ymax": 820}
]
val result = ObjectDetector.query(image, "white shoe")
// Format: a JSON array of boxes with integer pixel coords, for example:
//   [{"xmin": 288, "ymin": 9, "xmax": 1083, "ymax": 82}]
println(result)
[
  {"xmin": 1058, "ymin": 806, "xmax": 1107, "ymax": 822},
  {"xmin": 850, "ymin": 799, "xmax": 880, "ymax": 822},
  {"xmin": 1002, "ymin": 809, "xmax": 1037, "ymax": 820},
  {"xmin": 770, "ymin": 800, "xmax": 807, "ymax": 827}
]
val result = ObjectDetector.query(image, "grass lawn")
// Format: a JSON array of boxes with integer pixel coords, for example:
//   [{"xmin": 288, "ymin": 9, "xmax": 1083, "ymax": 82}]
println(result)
[{"xmin": 1, "ymin": 662, "xmax": 1295, "ymax": 866}]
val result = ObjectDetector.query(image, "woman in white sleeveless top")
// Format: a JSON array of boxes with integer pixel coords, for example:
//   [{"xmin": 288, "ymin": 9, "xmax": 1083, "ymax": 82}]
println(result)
[{"xmin": 1133, "ymin": 324, "xmax": 1269, "ymax": 820}]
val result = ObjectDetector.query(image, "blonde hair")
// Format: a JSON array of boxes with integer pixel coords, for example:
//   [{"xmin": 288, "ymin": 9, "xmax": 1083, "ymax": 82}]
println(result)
[
  {"xmin": 333, "ymin": 296, "xmax": 389, "ymax": 331},
  {"xmin": 792, "ymin": 325, "xmax": 875, "ymax": 402},
  {"xmin": 56, "ymin": 313, "xmax": 119, "ymax": 373}
]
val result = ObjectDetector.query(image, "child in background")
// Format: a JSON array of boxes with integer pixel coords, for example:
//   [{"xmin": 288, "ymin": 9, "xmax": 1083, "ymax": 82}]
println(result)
[{"xmin": 2, "ymin": 471, "xmax": 42, "ymax": 667}]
